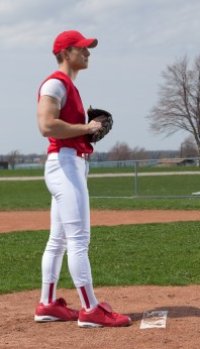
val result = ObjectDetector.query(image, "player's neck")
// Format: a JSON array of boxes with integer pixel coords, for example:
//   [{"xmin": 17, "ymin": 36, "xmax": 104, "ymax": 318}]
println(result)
[{"xmin": 58, "ymin": 63, "xmax": 78, "ymax": 81}]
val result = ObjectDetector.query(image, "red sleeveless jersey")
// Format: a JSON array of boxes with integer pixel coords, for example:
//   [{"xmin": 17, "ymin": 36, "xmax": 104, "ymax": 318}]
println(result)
[{"xmin": 38, "ymin": 71, "xmax": 93, "ymax": 155}]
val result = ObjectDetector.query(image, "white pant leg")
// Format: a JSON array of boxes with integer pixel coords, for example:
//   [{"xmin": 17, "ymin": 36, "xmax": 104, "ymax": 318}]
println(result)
[
  {"xmin": 40, "ymin": 196, "xmax": 67, "ymax": 304},
  {"xmin": 41, "ymin": 196, "xmax": 66, "ymax": 283},
  {"xmin": 44, "ymin": 148, "xmax": 93, "ymax": 288}
]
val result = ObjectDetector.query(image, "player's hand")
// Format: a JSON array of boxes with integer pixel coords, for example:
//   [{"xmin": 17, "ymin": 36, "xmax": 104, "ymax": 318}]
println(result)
[{"xmin": 87, "ymin": 119, "xmax": 103, "ymax": 134}]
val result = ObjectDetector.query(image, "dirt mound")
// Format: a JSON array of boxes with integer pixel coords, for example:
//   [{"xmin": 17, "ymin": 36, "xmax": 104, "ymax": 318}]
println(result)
[{"xmin": 1, "ymin": 210, "xmax": 200, "ymax": 348}]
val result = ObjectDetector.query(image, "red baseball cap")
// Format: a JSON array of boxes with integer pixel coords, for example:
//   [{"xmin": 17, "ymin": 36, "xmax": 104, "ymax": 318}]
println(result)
[{"xmin": 53, "ymin": 30, "xmax": 98, "ymax": 55}]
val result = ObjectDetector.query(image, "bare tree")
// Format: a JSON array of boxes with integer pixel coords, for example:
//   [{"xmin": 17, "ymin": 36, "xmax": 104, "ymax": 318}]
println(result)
[
  {"xmin": 180, "ymin": 135, "xmax": 198, "ymax": 158},
  {"xmin": 107, "ymin": 142, "xmax": 147, "ymax": 161},
  {"xmin": 7, "ymin": 150, "xmax": 20, "ymax": 169},
  {"xmin": 107, "ymin": 142, "xmax": 132, "ymax": 160},
  {"xmin": 148, "ymin": 55, "xmax": 200, "ymax": 156},
  {"xmin": 131, "ymin": 146, "xmax": 147, "ymax": 160}
]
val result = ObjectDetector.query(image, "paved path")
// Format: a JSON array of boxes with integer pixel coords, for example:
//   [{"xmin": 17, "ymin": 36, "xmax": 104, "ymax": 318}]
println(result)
[{"xmin": 0, "ymin": 171, "xmax": 200, "ymax": 181}]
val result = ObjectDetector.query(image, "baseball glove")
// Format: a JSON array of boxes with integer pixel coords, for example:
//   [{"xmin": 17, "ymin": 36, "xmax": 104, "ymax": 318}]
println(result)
[{"xmin": 87, "ymin": 106, "xmax": 113, "ymax": 143}]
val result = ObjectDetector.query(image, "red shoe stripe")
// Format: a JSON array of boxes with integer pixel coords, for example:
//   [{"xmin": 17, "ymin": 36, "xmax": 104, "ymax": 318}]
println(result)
[
  {"xmin": 48, "ymin": 283, "xmax": 54, "ymax": 304},
  {"xmin": 80, "ymin": 286, "xmax": 90, "ymax": 309}
]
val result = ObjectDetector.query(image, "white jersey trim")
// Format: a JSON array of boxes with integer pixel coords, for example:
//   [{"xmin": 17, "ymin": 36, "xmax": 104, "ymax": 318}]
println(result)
[{"xmin": 40, "ymin": 79, "xmax": 67, "ymax": 110}]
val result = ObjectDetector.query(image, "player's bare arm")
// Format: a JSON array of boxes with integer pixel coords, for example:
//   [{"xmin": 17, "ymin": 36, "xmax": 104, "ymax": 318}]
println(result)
[{"xmin": 37, "ymin": 95, "xmax": 102, "ymax": 139}]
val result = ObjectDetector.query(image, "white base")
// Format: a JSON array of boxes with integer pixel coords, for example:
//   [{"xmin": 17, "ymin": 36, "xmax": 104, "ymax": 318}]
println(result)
[{"xmin": 140, "ymin": 310, "xmax": 168, "ymax": 329}]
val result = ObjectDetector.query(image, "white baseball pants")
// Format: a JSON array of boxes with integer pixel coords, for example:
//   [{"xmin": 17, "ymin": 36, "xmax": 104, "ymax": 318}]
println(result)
[{"xmin": 40, "ymin": 147, "xmax": 98, "ymax": 309}]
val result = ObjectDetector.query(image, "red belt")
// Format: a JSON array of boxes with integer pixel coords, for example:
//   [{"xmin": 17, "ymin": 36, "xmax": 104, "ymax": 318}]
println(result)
[
  {"xmin": 77, "ymin": 152, "xmax": 90, "ymax": 160},
  {"xmin": 48, "ymin": 148, "xmax": 90, "ymax": 160}
]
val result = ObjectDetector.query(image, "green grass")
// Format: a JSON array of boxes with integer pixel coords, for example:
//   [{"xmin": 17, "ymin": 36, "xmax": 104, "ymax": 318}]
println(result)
[
  {"xmin": 1, "ymin": 176, "xmax": 200, "ymax": 210},
  {"xmin": 90, "ymin": 165, "xmax": 200, "ymax": 173},
  {"xmin": 90, "ymin": 197, "xmax": 200, "ymax": 210},
  {"xmin": 91, "ymin": 222, "xmax": 200, "ymax": 286},
  {"xmin": 1, "ymin": 221, "xmax": 200, "ymax": 294},
  {"xmin": 0, "ymin": 181, "xmax": 51, "ymax": 210},
  {"xmin": 88, "ymin": 175, "xmax": 200, "ymax": 196},
  {"xmin": 137, "ymin": 175, "xmax": 200, "ymax": 196},
  {"xmin": 0, "ymin": 169, "xmax": 44, "ymax": 177},
  {"xmin": 0, "ymin": 165, "xmax": 200, "ymax": 177}
]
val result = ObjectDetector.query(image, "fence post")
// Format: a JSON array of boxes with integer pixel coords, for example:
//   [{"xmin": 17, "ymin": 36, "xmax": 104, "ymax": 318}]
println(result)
[{"xmin": 134, "ymin": 161, "xmax": 139, "ymax": 196}]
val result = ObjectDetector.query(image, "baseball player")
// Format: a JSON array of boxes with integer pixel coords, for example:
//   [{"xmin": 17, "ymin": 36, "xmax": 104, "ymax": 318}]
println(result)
[{"xmin": 34, "ymin": 29, "xmax": 131, "ymax": 328}]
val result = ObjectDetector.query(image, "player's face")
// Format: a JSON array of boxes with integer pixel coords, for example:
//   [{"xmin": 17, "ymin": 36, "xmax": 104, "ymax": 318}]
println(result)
[{"xmin": 66, "ymin": 47, "xmax": 90, "ymax": 70}]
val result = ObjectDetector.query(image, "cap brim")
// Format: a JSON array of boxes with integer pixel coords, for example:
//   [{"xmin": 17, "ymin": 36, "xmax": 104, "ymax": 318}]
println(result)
[{"xmin": 76, "ymin": 38, "xmax": 98, "ymax": 48}]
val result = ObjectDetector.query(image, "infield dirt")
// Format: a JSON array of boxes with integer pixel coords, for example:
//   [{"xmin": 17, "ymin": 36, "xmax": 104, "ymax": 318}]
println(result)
[
  {"xmin": 0, "ymin": 209, "xmax": 200, "ymax": 349},
  {"xmin": 0, "ymin": 209, "xmax": 200, "ymax": 233}
]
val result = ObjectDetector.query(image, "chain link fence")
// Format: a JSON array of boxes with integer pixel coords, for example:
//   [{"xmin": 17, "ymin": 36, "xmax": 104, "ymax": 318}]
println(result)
[{"xmin": 89, "ymin": 157, "xmax": 200, "ymax": 198}]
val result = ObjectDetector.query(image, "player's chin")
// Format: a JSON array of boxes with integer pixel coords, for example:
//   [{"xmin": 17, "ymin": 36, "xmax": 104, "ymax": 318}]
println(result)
[
  {"xmin": 79, "ymin": 65, "xmax": 88, "ymax": 71},
  {"xmin": 81, "ymin": 61, "xmax": 89, "ymax": 69}
]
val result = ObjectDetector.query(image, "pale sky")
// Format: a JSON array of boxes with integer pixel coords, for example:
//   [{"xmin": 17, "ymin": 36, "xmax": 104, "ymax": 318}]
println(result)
[{"xmin": 1, "ymin": 0, "xmax": 200, "ymax": 155}]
